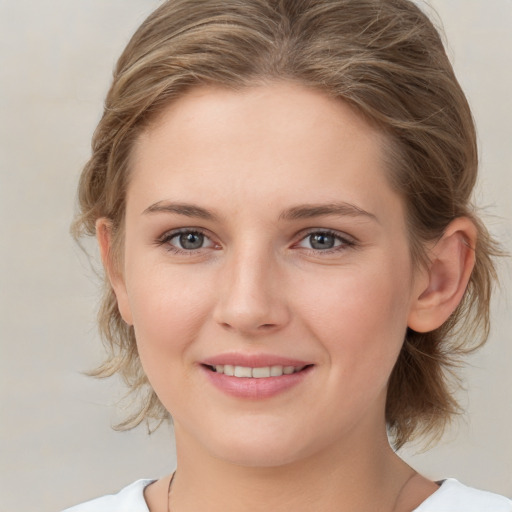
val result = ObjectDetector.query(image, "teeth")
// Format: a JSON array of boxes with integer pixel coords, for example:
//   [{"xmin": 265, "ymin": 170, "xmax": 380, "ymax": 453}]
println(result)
[
  {"xmin": 234, "ymin": 366, "xmax": 252, "ymax": 378},
  {"xmin": 252, "ymin": 366, "xmax": 271, "ymax": 378},
  {"xmin": 211, "ymin": 365, "xmax": 304, "ymax": 378}
]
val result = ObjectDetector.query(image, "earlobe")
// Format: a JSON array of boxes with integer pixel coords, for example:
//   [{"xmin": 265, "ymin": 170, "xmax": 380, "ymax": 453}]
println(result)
[
  {"xmin": 95, "ymin": 218, "xmax": 133, "ymax": 326},
  {"xmin": 407, "ymin": 217, "xmax": 477, "ymax": 333}
]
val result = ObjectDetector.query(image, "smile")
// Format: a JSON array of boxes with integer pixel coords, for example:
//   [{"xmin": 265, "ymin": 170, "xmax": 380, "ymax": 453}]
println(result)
[
  {"xmin": 201, "ymin": 361, "xmax": 313, "ymax": 399},
  {"xmin": 208, "ymin": 364, "xmax": 306, "ymax": 378}
]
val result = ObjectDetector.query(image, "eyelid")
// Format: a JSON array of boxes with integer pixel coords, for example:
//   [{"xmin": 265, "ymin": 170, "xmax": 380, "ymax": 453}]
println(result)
[
  {"xmin": 154, "ymin": 226, "xmax": 357, "ymax": 255},
  {"xmin": 156, "ymin": 227, "xmax": 219, "ymax": 253},
  {"xmin": 294, "ymin": 228, "xmax": 357, "ymax": 251}
]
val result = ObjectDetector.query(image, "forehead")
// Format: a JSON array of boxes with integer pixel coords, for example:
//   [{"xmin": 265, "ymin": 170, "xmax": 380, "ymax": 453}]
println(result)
[
  {"xmin": 137, "ymin": 82, "xmax": 384, "ymax": 162},
  {"xmin": 128, "ymin": 82, "xmax": 401, "ymax": 224}
]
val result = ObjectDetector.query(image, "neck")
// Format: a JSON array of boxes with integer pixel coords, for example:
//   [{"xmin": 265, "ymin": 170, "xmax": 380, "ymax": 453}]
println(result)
[{"xmin": 168, "ymin": 422, "xmax": 415, "ymax": 512}]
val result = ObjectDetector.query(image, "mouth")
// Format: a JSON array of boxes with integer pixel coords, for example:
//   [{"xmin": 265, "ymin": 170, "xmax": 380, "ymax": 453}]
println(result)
[
  {"xmin": 200, "ymin": 360, "xmax": 313, "ymax": 399},
  {"xmin": 203, "ymin": 364, "xmax": 310, "ymax": 378},
  {"xmin": 200, "ymin": 354, "xmax": 314, "ymax": 398}
]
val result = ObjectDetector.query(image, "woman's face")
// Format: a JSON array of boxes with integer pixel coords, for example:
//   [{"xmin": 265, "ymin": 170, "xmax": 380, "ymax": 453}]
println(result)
[{"xmin": 113, "ymin": 82, "xmax": 425, "ymax": 467}]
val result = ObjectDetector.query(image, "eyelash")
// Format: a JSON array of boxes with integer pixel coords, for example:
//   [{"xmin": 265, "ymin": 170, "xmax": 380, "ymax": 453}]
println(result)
[
  {"xmin": 296, "ymin": 229, "xmax": 357, "ymax": 254},
  {"xmin": 155, "ymin": 228, "xmax": 357, "ymax": 255},
  {"xmin": 156, "ymin": 228, "xmax": 216, "ymax": 255}
]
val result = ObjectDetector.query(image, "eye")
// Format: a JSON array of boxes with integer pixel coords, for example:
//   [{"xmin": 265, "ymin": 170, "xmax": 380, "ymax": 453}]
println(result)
[
  {"xmin": 297, "ymin": 230, "xmax": 354, "ymax": 251},
  {"xmin": 158, "ymin": 229, "xmax": 216, "ymax": 252},
  {"xmin": 175, "ymin": 231, "xmax": 207, "ymax": 250}
]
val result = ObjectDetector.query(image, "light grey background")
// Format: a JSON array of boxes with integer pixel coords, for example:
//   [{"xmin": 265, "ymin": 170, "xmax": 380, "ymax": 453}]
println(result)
[{"xmin": 0, "ymin": 1, "xmax": 510, "ymax": 511}]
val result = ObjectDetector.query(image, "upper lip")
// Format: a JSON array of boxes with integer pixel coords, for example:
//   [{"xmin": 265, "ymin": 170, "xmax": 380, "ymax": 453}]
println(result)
[{"xmin": 201, "ymin": 353, "xmax": 313, "ymax": 368}]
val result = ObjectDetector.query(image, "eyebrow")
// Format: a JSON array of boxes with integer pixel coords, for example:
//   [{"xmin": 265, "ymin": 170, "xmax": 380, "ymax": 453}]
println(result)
[
  {"xmin": 142, "ymin": 200, "xmax": 377, "ymax": 223},
  {"xmin": 279, "ymin": 203, "xmax": 378, "ymax": 222},
  {"xmin": 142, "ymin": 201, "xmax": 217, "ymax": 220}
]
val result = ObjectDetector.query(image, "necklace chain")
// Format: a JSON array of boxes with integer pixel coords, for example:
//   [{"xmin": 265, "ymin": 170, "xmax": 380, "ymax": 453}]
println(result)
[
  {"xmin": 166, "ymin": 470, "xmax": 417, "ymax": 512},
  {"xmin": 167, "ymin": 472, "xmax": 175, "ymax": 512}
]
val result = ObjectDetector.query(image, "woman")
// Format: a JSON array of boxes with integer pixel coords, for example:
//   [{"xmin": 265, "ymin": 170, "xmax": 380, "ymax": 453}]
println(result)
[{"xmin": 65, "ymin": 0, "xmax": 511, "ymax": 510}]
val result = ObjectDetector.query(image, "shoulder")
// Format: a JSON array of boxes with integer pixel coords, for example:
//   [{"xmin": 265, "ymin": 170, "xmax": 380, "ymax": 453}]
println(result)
[
  {"xmin": 414, "ymin": 478, "xmax": 512, "ymax": 512},
  {"xmin": 61, "ymin": 479, "xmax": 155, "ymax": 512}
]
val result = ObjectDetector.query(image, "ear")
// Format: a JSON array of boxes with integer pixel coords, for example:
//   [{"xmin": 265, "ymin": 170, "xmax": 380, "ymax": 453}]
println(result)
[
  {"xmin": 96, "ymin": 218, "xmax": 133, "ymax": 326},
  {"xmin": 407, "ymin": 217, "xmax": 477, "ymax": 333}
]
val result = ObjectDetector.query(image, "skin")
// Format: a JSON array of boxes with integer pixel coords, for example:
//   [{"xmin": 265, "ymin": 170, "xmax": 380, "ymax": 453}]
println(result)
[{"xmin": 97, "ymin": 82, "xmax": 476, "ymax": 512}]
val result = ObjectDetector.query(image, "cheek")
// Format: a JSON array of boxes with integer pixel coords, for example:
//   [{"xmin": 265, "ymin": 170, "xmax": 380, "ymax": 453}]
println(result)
[
  {"xmin": 297, "ymin": 260, "xmax": 412, "ymax": 382},
  {"xmin": 124, "ymin": 261, "xmax": 213, "ymax": 372}
]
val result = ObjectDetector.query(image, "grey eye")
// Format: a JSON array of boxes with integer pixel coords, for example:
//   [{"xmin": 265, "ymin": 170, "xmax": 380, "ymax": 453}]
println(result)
[
  {"xmin": 308, "ymin": 233, "xmax": 336, "ymax": 250},
  {"xmin": 177, "ymin": 232, "xmax": 205, "ymax": 250}
]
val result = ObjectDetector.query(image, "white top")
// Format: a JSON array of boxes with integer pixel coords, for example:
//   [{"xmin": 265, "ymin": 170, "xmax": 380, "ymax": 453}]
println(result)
[
  {"xmin": 414, "ymin": 479, "xmax": 512, "ymax": 511},
  {"xmin": 62, "ymin": 479, "xmax": 154, "ymax": 512},
  {"xmin": 62, "ymin": 478, "xmax": 512, "ymax": 511}
]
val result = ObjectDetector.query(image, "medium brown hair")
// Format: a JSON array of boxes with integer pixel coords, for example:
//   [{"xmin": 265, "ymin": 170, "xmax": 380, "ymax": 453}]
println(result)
[{"xmin": 72, "ymin": 0, "xmax": 500, "ymax": 448}]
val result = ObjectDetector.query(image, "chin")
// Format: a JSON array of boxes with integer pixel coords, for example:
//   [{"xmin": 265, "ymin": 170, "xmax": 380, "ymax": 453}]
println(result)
[{"xmin": 204, "ymin": 423, "xmax": 322, "ymax": 469}]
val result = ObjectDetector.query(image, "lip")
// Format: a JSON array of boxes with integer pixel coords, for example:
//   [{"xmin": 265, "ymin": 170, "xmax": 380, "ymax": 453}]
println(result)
[
  {"xmin": 200, "ymin": 353, "xmax": 314, "ymax": 400},
  {"xmin": 202, "ymin": 353, "xmax": 311, "ymax": 368}
]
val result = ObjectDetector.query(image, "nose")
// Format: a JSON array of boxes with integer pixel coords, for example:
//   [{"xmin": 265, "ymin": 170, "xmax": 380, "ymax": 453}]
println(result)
[{"xmin": 213, "ymin": 247, "xmax": 291, "ymax": 336}]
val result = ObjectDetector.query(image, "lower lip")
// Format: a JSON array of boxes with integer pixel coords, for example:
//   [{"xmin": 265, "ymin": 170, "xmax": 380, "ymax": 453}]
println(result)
[{"xmin": 201, "ymin": 365, "xmax": 313, "ymax": 399}]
